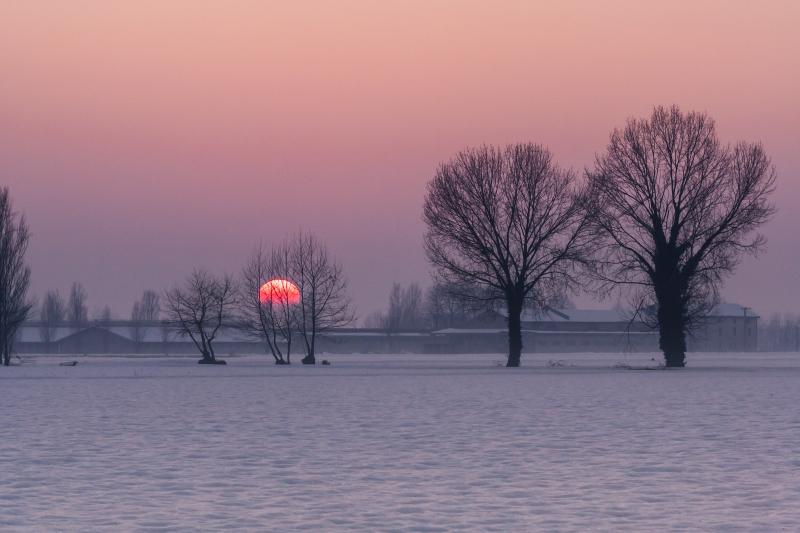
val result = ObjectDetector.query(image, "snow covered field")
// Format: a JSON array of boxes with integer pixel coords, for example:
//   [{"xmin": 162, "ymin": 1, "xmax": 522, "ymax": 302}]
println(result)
[{"xmin": 2, "ymin": 352, "xmax": 799, "ymax": 531}]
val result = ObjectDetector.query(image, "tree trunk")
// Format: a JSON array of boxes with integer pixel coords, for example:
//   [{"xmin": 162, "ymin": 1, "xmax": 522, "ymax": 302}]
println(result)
[
  {"xmin": 506, "ymin": 296, "xmax": 523, "ymax": 367},
  {"xmin": 657, "ymin": 297, "xmax": 687, "ymax": 368}
]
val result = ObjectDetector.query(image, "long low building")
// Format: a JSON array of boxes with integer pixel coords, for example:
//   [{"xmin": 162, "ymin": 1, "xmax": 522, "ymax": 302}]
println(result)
[
  {"xmin": 12, "ymin": 304, "xmax": 758, "ymax": 355},
  {"xmin": 427, "ymin": 304, "xmax": 758, "ymax": 353}
]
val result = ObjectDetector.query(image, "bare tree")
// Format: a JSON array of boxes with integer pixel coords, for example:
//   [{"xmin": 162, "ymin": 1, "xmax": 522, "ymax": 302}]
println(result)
[
  {"xmin": 67, "ymin": 282, "xmax": 88, "ymax": 329},
  {"xmin": 238, "ymin": 243, "xmax": 295, "ymax": 364},
  {"xmin": 386, "ymin": 283, "xmax": 403, "ymax": 330},
  {"xmin": 40, "ymin": 289, "xmax": 66, "ymax": 347},
  {"xmin": 589, "ymin": 106, "xmax": 776, "ymax": 367},
  {"xmin": 0, "ymin": 187, "xmax": 33, "ymax": 365},
  {"xmin": 425, "ymin": 281, "xmax": 490, "ymax": 330},
  {"xmin": 362, "ymin": 310, "xmax": 386, "ymax": 329},
  {"xmin": 94, "ymin": 306, "xmax": 113, "ymax": 323},
  {"xmin": 292, "ymin": 231, "xmax": 354, "ymax": 364},
  {"xmin": 382, "ymin": 282, "xmax": 425, "ymax": 331},
  {"xmin": 164, "ymin": 270, "xmax": 236, "ymax": 364},
  {"xmin": 400, "ymin": 283, "xmax": 423, "ymax": 329},
  {"xmin": 130, "ymin": 290, "xmax": 161, "ymax": 347},
  {"xmin": 424, "ymin": 144, "xmax": 592, "ymax": 366},
  {"xmin": 761, "ymin": 313, "xmax": 800, "ymax": 351}
]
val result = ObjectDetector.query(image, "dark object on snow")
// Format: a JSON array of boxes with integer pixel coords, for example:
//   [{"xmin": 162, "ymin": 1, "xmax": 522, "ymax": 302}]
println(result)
[
  {"xmin": 197, "ymin": 358, "xmax": 227, "ymax": 365},
  {"xmin": 321, "ymin": 360, "xmax": 331, "ymax": 366},
  {"xmin": 275, "ymin": 359, "xmax": 289, "ymax": 365},
  {"xmin": 301, "ymin": 355, "xmax": 315, "ymax": 365},
  {"xmin": 59, "ymin": 361, "xmax": 78, "ymax": 367}
]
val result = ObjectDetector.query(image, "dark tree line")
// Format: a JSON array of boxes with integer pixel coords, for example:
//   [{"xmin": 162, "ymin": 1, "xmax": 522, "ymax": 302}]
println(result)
[
  {"xmin": 0, "ymin": 106, "xmax": 778, "ymax": 369},
  {"xmin": 166, "ymin": 231, "xmax": 353, "ymax": 365},
  {"xmin": 424, "ymin": 106, "xmax": 776, "ymax": 367},
  {"xmin": 365, "ymin": 281, "xmax": 498, "ymax": 331},
  {"xmin": 760, "ymin": 314, "xmax": 800, "ymax": 351}
]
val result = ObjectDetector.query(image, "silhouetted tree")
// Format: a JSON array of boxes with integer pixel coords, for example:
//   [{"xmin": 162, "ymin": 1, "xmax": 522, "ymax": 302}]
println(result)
[
  {"xmin": 239, "ymin": 243, "xmax": 296, "ymax": 364},
  {"xmin": 67, "ymin": 282, "xmax": 88, "ymax": 329},
  {"xmin": 165, "ymin": 270, "xmax": 235, "ymax": 364},
  {"xmin": 0, "ymin": 187, "xmax": 32, "ymax": 365},
  {"xmin": 424, "ymin": 144, "xmax": 592, "ymax": 366},
  {"xmin": 40, "ymin": 290, "xmax": 66, "ymax": 347},
  {"xmin": 292, "ymin": 231, "xmax": 354, "ymax": 364},
  {"xmin": 589, "ymin": 106, "xmax": 776, "ymax": 367}
]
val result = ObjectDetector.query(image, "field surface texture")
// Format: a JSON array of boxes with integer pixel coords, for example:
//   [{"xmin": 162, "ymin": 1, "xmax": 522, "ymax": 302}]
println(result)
[{"xmin": 2, "ymin": 353, "xmax": 799, "ymax": 532}]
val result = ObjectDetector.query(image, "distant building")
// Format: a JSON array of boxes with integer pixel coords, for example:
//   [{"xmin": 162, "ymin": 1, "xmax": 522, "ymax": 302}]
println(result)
[
  {"xmin": 429, "ymin": 303, "xmax": 758, "ymax": 353},
  {"xmin": 12, "ymin": 304, "xmax": 758, "ymax": 355}
]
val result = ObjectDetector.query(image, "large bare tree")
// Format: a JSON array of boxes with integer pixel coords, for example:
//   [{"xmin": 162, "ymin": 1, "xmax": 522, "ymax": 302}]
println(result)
[
  {"xmin": 291, "ymin": 231, "xmax": 354, "ymax": 364},
  {"xmin": 424, "ymin": 144, "xmax": 592, "ymax": 366},
  {"xmin": 165, "ymin": 270, "xmax": 236, "ymax": 364},
  {"xmin": 0, "ymin": 187, "xmax": 33, "ymax": 366},
  {"xmin": 589, "ymin": 106, "xmax": 776, "ymax": 367}
]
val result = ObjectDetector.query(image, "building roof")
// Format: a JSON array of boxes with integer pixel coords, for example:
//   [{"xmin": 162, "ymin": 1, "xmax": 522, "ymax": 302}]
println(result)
[
  {"xmin": 500, "ymin": 303, "xmax": 759, "ymax": 323},
  {"xmin": 708, "ymin": 303, "xmax": 759, "ymax": 318}
]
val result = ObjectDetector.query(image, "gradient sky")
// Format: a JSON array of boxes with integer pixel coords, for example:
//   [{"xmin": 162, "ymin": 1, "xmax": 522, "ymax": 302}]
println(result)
[{"xmin": 1, "ymin": 1, "xmax": 798, "ymax": 319}]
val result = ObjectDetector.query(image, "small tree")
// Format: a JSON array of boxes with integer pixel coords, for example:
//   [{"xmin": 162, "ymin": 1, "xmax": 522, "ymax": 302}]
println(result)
[
  {"xmin": 589, "ymin": 106, "xmax": 776, "ymax": 367},
  {"xmin": 94, "ymin": 306, "xmax": 113, "ymax": 323},
  {"xmin": 67, "ymin": 282, "xmax": 88, "ymax": 329},
  {"xmin": 424, "ymin": 281, "xmax": 489, "ymax": 330},
  {"xmin": 0, "ymin": 187, "xmax": 32, "ymax": 365},
  {"xmin": 292, "ymin": 231, "xmax": 354, "ymax": 364},
  {"xmin": 130, "ymin": 289, "xmax": 160, "ymax": 348},
  {"xmin": 143, "ymin": 290, "xmax": 161, "ymax": 319},
  {"xmin": 239, "ymin": 244, "xmax": 295, "ymax": 364},
  {"xmin": 384, "ymin": 282, "xmax": 425, "ymax": 331},
  {"xmin": 40, "ymin": 289, "xmax": 66, "ymax": 348},
  {"xmin": 424, "ymin": 144, "xmax": 592, "ymax": 366},
  {"xmin": 164, "ymin": 270, "xmax": 236, "ymax": 364}
]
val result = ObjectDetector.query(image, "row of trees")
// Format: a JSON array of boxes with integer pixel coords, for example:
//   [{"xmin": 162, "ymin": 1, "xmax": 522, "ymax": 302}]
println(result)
[
  {"xmin": 364, "ymin": 281, "xmax": 508, "ymax": 331},
  {"xmin": 39, "ymin": 282, "xmax": 92, "ymax": 342},
  {"xmin": 424, "ymin": 106, "xmax": 776, "ymax": 367},
  {"xmin": 165, "ymin": 231, "xmax": 353, "ymax": 365},
  {"xmin": 0, "ymin": 106, "xmax": 779, "ymax": 368},
  {"xmin": 760, "ymin": 314, "xmax": 800, "ymax": 352}
]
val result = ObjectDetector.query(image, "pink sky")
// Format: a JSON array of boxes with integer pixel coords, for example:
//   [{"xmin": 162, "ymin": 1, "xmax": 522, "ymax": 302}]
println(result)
[{"xmin": 1, "ymin": 1, "xmax": 798, "ymax": 319}]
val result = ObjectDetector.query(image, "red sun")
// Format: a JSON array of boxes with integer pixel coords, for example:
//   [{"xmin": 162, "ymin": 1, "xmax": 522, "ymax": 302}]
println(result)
[{"xmin": 259, "ymin": 279, "xmax": 301, "ymax": 305}]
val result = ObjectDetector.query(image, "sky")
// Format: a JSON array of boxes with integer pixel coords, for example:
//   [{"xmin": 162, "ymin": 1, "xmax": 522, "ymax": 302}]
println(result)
[{"xmin": 1, "ymin": 0, "xmax": 798, "ymax": 320}]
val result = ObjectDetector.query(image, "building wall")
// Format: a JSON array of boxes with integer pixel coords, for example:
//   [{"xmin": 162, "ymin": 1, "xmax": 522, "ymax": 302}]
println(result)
[{"xmin": 11, "ymin": 315, "xmax": 759, "ymax": 355}]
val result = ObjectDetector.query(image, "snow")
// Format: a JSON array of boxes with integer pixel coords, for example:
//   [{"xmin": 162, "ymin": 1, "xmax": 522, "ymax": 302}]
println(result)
[{"xmin": 2, "ymin": 352, "xmax": 799, "ymax": 531}]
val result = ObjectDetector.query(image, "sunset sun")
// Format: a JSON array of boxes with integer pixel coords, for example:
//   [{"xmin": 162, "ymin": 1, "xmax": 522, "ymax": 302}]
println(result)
[{"xmin": 259, "ymin": 279, "xmax": 300, "ymax": 305}]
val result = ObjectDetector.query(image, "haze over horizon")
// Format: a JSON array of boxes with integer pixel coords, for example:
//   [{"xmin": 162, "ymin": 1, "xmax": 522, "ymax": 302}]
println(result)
[{"xmin": 1, "ymin": 1, "xmax": 798, "ymax": 320}]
